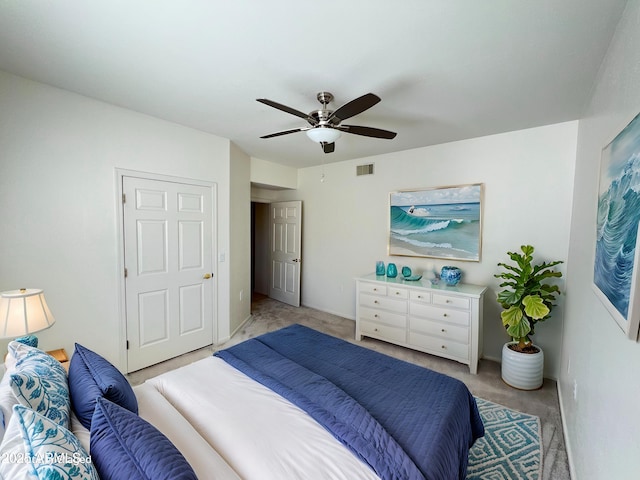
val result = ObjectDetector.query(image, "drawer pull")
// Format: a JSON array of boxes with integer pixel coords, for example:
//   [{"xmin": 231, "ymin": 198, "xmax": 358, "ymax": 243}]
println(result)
[
  {"xmin": 373, "ymin": 288, "xmax": 378, "ymax": 291},
  {"xmin": 374, "ymin": 328, "xmax": 379, "ymax": 332},
  {"xmin": 374, "ymin": 300, "xmax": 379, "ymax": 304},
  {"xmin": 446, "ymin": 299, "xmax": 451, "ymax": 303},
  {"xmin": 395, "ymin": 292, "xmax": 400, "ymax": 295},
  {"xmin": 374, "ymin": 314, "xmax": 379, "ymax": 318},
  {"xmin": 417, "ymin": 295, "xmax": 423, "ymax": 299},
  {"xmin": 441, "ymin": 345, "xmax": 446, "ymax": 349},
  {"xmin": 443, "ymin": 313, "xmax": 448, "ymax": 317},
  {"xmin": 441, "ymin": 328, "xmax": 446, "ymax": 333}
]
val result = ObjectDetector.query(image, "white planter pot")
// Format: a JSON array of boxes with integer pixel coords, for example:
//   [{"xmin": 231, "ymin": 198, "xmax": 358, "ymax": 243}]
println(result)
[{"xmin": 501, "ymin": 342, "xmax": 544, "ymax": 390}]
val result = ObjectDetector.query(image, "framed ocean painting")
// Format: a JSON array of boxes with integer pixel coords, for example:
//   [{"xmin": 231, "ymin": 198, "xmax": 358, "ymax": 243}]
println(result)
[
  {"xmin": 593, "ymin": 112, "xmax": 640, "ymax": 341},
  {"xmin": 388, "ymin": 183, "xmax": 483, "ymax": 261}
]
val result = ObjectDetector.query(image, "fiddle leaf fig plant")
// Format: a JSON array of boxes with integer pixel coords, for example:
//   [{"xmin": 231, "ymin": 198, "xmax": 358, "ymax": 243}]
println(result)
[{"xmin": 495, "ymin": 245, "xmax": 563, "ymax": 352}]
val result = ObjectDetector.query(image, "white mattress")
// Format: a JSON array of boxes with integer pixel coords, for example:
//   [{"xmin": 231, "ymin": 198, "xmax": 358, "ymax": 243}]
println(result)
[{"xmin": 146, "ymin": 355, "xmax": 380, "ymax": 480}]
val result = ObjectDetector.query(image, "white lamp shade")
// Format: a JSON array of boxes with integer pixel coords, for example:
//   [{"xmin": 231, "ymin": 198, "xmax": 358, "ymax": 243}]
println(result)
[
  {"xmin": 0, "ymin": 289, "xmax": 56, "ymax": 338},
  {"xmin": 306, "ymin": 127, "xmax": 341, "ymax": 144}
]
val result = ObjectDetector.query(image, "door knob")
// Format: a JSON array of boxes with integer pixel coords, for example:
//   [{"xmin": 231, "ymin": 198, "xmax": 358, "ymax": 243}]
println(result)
[
  {"xmin": 203, "ymin": 273, "xmax": 212, "ymax": 279},
  {"xmin": 292, "ymin": 258, "xmax": 301, "ymax": 263}
]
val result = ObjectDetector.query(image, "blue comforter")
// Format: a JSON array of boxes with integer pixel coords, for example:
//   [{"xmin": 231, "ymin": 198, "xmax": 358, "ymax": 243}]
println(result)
[{"xmin": 215, "ymin": 324, "xmax": 484, "ymax": 480}]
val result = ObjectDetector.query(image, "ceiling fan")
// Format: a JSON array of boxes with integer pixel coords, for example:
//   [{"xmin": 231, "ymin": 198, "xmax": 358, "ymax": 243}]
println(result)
[{"xmin": 257, "ymin": 92, "xmax": 397, "ymax": 154}]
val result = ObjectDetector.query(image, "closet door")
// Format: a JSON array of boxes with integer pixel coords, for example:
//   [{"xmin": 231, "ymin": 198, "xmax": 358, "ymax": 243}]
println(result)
[{"xmin": 123, "ymin": 176, "xmax": 215, "ymax": 372}]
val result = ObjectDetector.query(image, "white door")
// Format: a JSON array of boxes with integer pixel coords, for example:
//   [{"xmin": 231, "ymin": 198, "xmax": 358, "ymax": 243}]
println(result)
[
  {"xmin": 123, "ymin": 176, "xmax": 215, "ymax": 372},
  {"xmin": 269, "ymin": 201, "xmax": 302, "ymax": 307}
]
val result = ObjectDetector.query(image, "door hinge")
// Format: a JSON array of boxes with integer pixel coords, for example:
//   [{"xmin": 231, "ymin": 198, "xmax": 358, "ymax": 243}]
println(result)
[
  {"xmin": 124, "ymin": 268, "xmax": 128, "ymax": 278},
  {"xmin": 126, "ymin": 340, "xmax": 129, "ymax": 350},
  {"xmin": 122, "ymin": 193, "xmax": 126, "ymax": 204}
]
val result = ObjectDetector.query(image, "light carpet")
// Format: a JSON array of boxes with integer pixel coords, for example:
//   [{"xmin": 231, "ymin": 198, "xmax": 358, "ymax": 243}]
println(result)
[{"xmin": 468, "ymin": 397, "xmax": 542, "ymax": 480}]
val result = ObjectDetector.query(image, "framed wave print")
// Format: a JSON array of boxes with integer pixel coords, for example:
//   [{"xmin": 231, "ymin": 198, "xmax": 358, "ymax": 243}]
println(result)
[
  {"xmin": 388, "ymin": 183, "xmax": 483, "ymax": 262},
  {"xmin": 593, "ymin": 112, "xmax": 640, "ymax": 341}
]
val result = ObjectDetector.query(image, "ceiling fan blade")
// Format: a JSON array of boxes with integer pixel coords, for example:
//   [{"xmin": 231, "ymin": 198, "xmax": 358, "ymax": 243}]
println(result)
[
  {"xmin": 260, "ymin": 128, "xmax": 306, "ymax": 139},
  {"xmin": 328, "ymin": 93, "xmax": 381, "ymax": 123},
  {"xmin": 338, "ymin": 124, "xmax": 397, "ymax": 139},
  {"xmin": 322, "ymin": 142, "xmax": 335, "ymax": 154},
  {"xmin": 257, "ymin": 98, "xmax": 318, "ymax": 125}
]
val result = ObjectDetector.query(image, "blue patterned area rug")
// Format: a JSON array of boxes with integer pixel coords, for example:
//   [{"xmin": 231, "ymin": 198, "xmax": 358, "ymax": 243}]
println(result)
[{"xmin": 467, "ymin": 397, "xmax": 542, "ymax": 480}]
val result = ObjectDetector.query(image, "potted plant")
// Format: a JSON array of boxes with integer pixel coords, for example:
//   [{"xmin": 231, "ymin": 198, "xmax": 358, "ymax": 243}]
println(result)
[{"xmin": 495, "ymin": 245, "xmax": 563, "ymax": 389}]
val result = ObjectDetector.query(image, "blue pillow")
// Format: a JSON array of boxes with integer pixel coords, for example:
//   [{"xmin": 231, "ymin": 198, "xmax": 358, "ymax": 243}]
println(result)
[
  {"xmin": 11, "ymin": 341, "xmax": 66, "ymax": 381},
  {"xmin": 68, "ymin": 343, "xmax": 138, "ymax": 429},
  {"xmin": 0, "ymin": 404, "xmax": 99, "ymax": 480},
  {"xmin": 1, "ymin": 341, "xmax": 69, "ymax": 430},
  {"xmin": 15, "ymin": 334, "xmax": 38, "ymax": 348},
  {"xmin": 10, "ymin": 372, "xmax": 70, "ymax": 427},
  {"xmin": 90, "ymin": 397, "xmax": 197, "ymax": 480}
]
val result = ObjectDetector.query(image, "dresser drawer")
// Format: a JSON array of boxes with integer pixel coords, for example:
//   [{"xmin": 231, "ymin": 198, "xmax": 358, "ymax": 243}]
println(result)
[
  {"xmin": 360, "ymin": 307, "xmax": 406, "ymax": 328},
  {"xmin": 409, "ymin": 332, "xmax": 469, "ymax": 361},
  {"xmin": 409, "ymin": 290, "xmax": 431, "ymax": 303},
  {"xmin": 432, "ymin": 293, "xmax": 470, "ymax": 310},
  {"xmin": 359, "ymin": 282, "xmax": 387, "ymax": 296},
  {"xmin": 360, "ymin": 293, "xmax": 407, "ymax": 314},
  {"xmin": 410, "ymin": 317, "xmax": 469, "ymax": 344},
  {"xmin": 388, "ymin": 286, "xmax": 409, "ymax": 299},
  {"xmin": 409, "ymin": 302, "xmax": 469, "ymax": 326},
  {"xmin": 360, "ymin": 320, "xmax": 406, "ymax": 344}
]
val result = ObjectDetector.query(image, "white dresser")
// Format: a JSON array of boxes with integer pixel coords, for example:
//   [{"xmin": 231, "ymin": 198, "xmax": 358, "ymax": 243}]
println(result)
[{"xmin": 355, "ymin": 274, "xmax": 487, "ymax": 374}]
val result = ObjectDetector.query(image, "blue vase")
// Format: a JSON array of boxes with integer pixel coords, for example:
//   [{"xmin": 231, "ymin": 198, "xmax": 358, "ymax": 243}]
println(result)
[
  {"xmin": 375, "ymin": 261, "xmax": 385, "ymax": 276},
  {"xmin": 440, "ymin": 266, "xmax": 462, "ymax": 286},
  {"xmin": 386, "ymin": 263, "xmax": 398, "ymax": 278},
  {"xmin": 401, "ymin": 266, "xmax": 412, "ymax": 277}
]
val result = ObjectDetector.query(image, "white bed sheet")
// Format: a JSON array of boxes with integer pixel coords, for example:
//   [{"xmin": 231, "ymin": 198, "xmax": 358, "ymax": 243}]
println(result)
[
  {"xmin": 135, "ymin": 382, "xmax": 241, "ymax": 480},
  {"xmin": 146, "ymin": 355, "xmax": 380, "ymax": 480}
]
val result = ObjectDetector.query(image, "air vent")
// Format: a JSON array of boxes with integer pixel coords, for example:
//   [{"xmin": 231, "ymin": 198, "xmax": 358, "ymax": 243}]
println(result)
[{"xmin": 356, "ymin": 163, "xmax": 374, "ymax": 176}]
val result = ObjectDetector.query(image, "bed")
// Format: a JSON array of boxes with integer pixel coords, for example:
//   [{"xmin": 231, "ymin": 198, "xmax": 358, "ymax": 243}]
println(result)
[{"xmin": 0, "ymin": 324, "xmax": 483, "ymax": 480}]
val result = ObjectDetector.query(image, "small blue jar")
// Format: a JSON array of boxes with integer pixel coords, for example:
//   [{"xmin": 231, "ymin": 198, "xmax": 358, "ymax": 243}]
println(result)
[
  {"xmin": 375, "ymin": 261, "xmax": 385, "ymax": 276},
  {"xmin": 386, "ymin": 263, "xmax": 398, "ymax": 278},
  {"xmin": 440, "ymin": 266, "xmax": 462, "ymax": 286}
]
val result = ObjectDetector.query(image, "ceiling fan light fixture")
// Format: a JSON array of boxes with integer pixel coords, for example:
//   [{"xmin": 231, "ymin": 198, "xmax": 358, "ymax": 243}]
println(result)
[{"xmin": 306, "ymin": 127, "xmax": 341, "ymax": 144}]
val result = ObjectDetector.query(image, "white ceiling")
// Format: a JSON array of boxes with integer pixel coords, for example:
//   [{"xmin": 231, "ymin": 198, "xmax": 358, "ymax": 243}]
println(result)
[{"xmin": 0, "ymin": 1, "xmax": 628, "ymax": 168}]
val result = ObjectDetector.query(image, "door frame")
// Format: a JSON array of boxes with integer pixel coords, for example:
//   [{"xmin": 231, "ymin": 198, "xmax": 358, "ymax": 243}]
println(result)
[{"xmin": 114, "ymin": 168, "xmax": 218, "ymax": 372}]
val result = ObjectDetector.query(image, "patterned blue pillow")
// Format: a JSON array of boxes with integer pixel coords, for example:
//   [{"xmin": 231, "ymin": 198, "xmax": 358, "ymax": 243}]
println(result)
[
  {"xmin": 90, "ymin": 397, "xmax": 197, "ymax": 480},
  {"xmin": 68, "ymin": 343, "xmax": 138, "ymax": 429},
  {"xmin": 15, "ymin": 334, "xmax": 38, "ymax": 348},
  {"xmin": 2, "ymin": 341, "xmax": 69, "ymax": 430},
  {"xmin": 11, "ymin": 341, "xmax": 67, "ymax": 382},
  {"xmin": 10, "ymin": 372, "xmax": 70, "ymax": 427},
  {"xmin": 0, "ymin": 404, "xmax": 99, "ymax": 480}
]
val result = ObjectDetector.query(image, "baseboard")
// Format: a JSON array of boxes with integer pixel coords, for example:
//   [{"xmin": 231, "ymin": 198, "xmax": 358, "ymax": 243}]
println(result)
[
  {"xmin": 483, "ymin": 354, "xmax": 501, "ymax": 363},
  {"xmin": 300, "ymin": 302, "xmax": 355, "ymax": 321},
  {"xmin": 219, "ymin": 314, "xmax": 253, "ymax": 345},
  {"xmin": 557, "ymin": 381, "xmax": 577, "ymax": 480}
]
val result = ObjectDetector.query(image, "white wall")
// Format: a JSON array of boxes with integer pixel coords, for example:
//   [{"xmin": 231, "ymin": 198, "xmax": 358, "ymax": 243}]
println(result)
[
  {"xmin": 560, "ymin": 1, "xmax": 640, "ymax": 478},
  {"xmin": 229, "ymin": 142, "xmax": 251, "ymax": 336},
  {"xmin": 250, "ymin": 157, "xmax": 297, "ymax": 189},
  {"xmin": 0, "ymin": 71, "xmax": 236, "ymax": 369},
  {"xmin": 276, "ymin": 122, "xmax": 577, "ymax": 378}
]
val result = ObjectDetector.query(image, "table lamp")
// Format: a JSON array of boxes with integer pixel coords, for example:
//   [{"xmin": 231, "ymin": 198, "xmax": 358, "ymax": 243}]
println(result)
[{"xmin": 0, "ymin": 288, "xmax": 56, "ymax": 340}]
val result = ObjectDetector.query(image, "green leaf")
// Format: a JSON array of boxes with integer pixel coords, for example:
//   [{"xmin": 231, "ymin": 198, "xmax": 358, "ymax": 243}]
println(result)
[
  {"xmin": 501, "ymin": 306, "xmax": 531, "ymax": 339},
  {"xmin": 501, "ymin": 305, "xmax": 522, "ymax": 327},
  {"xmin": 521, "ymin": 245, "xmax": 535, "ymax": 256},
  {"xmin": 497, "ymin": 289, "xmax": 522, "ymax": 305},
  {"xmin": 507, "ymin": 323, "xmax": 531, "ymax": 339},
  {"xmin": 522, "ymin": 295, "xmax": 550, "ymax": 319}
]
